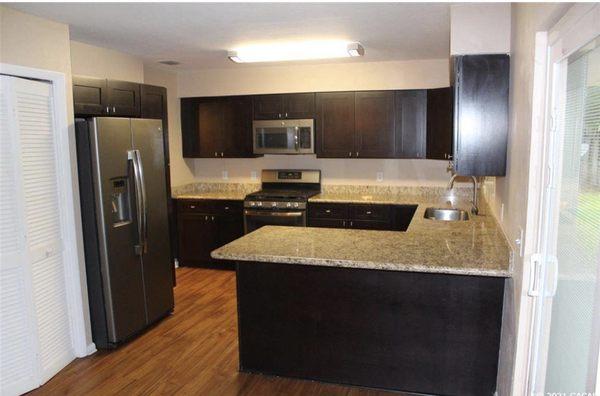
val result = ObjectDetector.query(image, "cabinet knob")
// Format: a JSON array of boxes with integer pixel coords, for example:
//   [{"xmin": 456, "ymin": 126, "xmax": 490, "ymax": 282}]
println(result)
[
  {"xmin": 356, "ymin": 152, "xmax": 359, "ymax": 157},
  {"xmin": 285, "ymin": 112, "xmax": 288, "ymax": 118},
  {"xmin": 221, "ymin": 152, "xmax": 224, "ymax": 157},
  {"xmin": 349, "ymin": 152, "xmax": 352, "ymax": 157},
  {"xmin": 224, "ymin": 206, "xmax": 229, "ymax": 210},
  {"xmin": 106, "ymin": 106, "xmax": 110, "ymax": 114},
  {"xmin": 204, "ymin": 216, "xmax": 208, "ymax": 220},
  {"xmin": 350, "ymin": 221, "xmax": 353, "ymax": 227},
  {"xmin": 366, "ymin": 211, "xmax": 372, "ymax": 215},
  {"xmin": 343, "ymin": 220, "xmax": 346, "ymax": 227},
  {"xmin": 190, "ymin": 205, "xmax": 196, "ymax": 209},
  {"xmin": 212, "ymin": 216, "xmax": 215, "ymax": 221},
  {"xmin": 278, "ymin": 113, "xmax": 282, "ymax": 118},
  {"xmin": 214, "ymin": 152, "xmax": 217, "ymax": 157},
  {"xmin": 325, "ymin": 209, "xmax": 331, "ymax": 213}
]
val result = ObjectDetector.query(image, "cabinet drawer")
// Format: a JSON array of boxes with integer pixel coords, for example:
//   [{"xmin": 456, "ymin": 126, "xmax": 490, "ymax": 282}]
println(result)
[
  {"xmin": 349, "ymin": 204, "xmax": 390, "ymax": 221},
  {"xmin": 308, "ymin": 203, "xmax": 348, "ymax": 219},
  {"xmin": 308, "ymin": 218, "xmax": 347, "ymax": 229},
  {"xmin": 213, "ymin": 200, "xmax": 243, "ymax": 215},
  {"xmin": 177, "ymin": 200, "xmax": 214, "ymax": 214}
]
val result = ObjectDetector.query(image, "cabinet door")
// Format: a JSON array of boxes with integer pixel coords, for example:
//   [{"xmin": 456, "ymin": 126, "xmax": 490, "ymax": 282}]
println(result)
[
  {"xmin": 217, "ymin": 215, "xmax": 244, "ymax": 247},
  {"xmin": 308, "ymin": 218, "xmax": 347, "ymax": 229},
  {"xmin": 197, "ymin": 99, "xmax": 223, "ymax": 158},
  {"xmin": 181, "ymin": 97, "xmax": 201, "ymax": 157},
  {"xmin": 283, "ymin": 93, "xmax": 315, "ymax": 119},
  {"xmin": 426, "ymin": 87, "xmax": 453, "ymax": 160},
  {"xmin": 177, "ymin": 214, "xmax": 218, "ymax": 266},
  {"xmin": 355, "ymin": 91, "xmax": 395, "ymax": 158},
  {"xmin": 348, "ymin": 220, "xmax": 391, "ymax": 230},
  {"xmin": 106, "ymin": 80, "xmax": 141, "ymax": 117},
  {"xmin": 394, "ymin": 90, "xmax": 427, "ymax": 159},
  {"xmin": 453, "ymin": 55, "xmax": 509, "ymax": 176},
  {"xmin": 72, "ymin": 76, "xmax": 108, "ymax": 116},
  {"xmin": 222, "ymin": 96, "xmax": 253, "ymax": 157},
  {"xmin": 316, "ymin": 92, "xmax": 356, "ymax": 158},
  {"xmin": 253, "ymin": 94, "xmax": 284, "ymax": 120},
  {"xmin": 140, "ymin": 84, "xmax": 167, "ymax": 119}
]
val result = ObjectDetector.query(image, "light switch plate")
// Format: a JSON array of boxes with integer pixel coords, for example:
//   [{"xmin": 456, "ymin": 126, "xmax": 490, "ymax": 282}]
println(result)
[
  {"xmin": 376, "ymin": 172, "xmax": 384, "ymax": 182},
  {"xmin": 515, "ymin": 227, "xmax": 524, "ymax": 257},
  {"xmin": 222, "ymin": 170, "xmax": 228, "ymax": 180},
  {"xmin": 250, "ymin": 171, "xmax": 257, "ymax": 180}
]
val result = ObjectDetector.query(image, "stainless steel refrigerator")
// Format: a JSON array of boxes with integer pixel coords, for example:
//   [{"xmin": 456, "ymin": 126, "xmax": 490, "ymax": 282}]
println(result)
[{"xmin": 76, "ymin": 117, "xmax": 174, "ymax": 349}]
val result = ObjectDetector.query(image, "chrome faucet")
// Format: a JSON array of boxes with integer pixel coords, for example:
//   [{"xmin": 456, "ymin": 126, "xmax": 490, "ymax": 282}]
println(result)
[{"xmin": 448, "ymin": 174, "xmax": 479, "ymax": 215}]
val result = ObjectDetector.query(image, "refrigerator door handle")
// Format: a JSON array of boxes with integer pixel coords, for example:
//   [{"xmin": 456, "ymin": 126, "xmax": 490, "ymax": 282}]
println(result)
[
  {"xmin": 137, "ymin": 150, "xmax": 148, "ymax": 254},
  {"xmin": 128, "ymin": 149, "xmax": 147, "ymax": 255}
]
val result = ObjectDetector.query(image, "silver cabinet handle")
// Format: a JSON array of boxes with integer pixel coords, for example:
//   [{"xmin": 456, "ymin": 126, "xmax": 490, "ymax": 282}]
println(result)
[
  {"xmin": 356, "ymin": 152, "xmax": 359, "ymax": 157},
  {"xmin": 294, "ymin": 127, "xmax": 299, "ymax": 151},
  {"xmin": 278, "ymin": 113, "xmax": 282, "ymax": 119},
  {"xmin": 366, "ymin": 211, "xmax": 372, "ymax": 215},
  {"xmin": 350, "ymin": 221, "xmax": 353, "ymax": 227},
  {"xmin": 221, "ymin": 152, "xmax": 224, "ymax": 157},
  {"xmin": 106, "ymin": 106, "xmax": 110, "ymax": 114},
  {"xmin": 211, "ymin": 216, "xmax": 215, "ymax": 221},
  {"xmin": 128, "ymin": 149, "xmax": 147, "ymax": 255},
  {"xmin": 214, "ymin": 152, "xmax": 217, "ymax": 157},
  {"xmin": 285, "ymin": 112, "xmax": 288, "ymax": 118},
  {"xmin": 190, "ymin": 205, "xmax": 196, "ymax": 209},
  {"xmin": 205, "ymin": 215, "xmax": 208, "ymax": 220},
  {"xmin": 224, "ymin": 206, "xmax": 229, "ymax": 211},
  {"xmin": 349, "ymin": 152, "xmax": 352, "ymax": 157},
  {"xmin": 325, "ymin": 209, "xmax": 331, "ymax": 213},
  {"xmin": 112, "ymin": 106, "xmax": 116, "ymax": 113},
  {"xmin": 342, "ymin": 220, "xmax": 346, "ymax": 227}
]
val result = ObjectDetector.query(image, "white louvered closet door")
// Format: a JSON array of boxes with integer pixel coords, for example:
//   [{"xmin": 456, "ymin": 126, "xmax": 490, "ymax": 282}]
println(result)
[{"xmin": 0, "ymin": 75, "xmax": 75, "ymax": 395}]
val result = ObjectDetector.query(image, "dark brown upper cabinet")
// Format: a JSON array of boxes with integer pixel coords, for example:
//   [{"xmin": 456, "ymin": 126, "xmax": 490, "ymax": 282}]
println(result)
[
  {"xmin": 395, "ymin": 90, "xmax": 426, "ymax": 159},
  {"xmin": 140, "ymin": 84, "xmax": 167, "ymax": 120},
  {"xmin": 73, "ymin": 76, "xmax": 140, "ymax": 117},
  {"xmin": 316, "ymin": 92, "xmax": 356, "ymax": 158},
  {"xmin": 355, "ymin": 91, "xmax": 395, "ymax": 158},
  {"xmin": 181, "ymin": 96, "xmax": 254, "ymax": 158},
  {"xmin": 426, "ymin": 87, "xmax": 453, "ymax": 160},
  {"xmin": 73, "ymin": 76, "xmax": 109, "ymax": 116},
  {"xmin": 106, "ymin": 80, "xmax": 141, "ymax": 117},
  {"xmin": 453, "ymin": 54, "xmax": 509, "ymax": 176},
  {"xmin": 253, "ymin": 93, "xmax": 315, "ymax": 120}
]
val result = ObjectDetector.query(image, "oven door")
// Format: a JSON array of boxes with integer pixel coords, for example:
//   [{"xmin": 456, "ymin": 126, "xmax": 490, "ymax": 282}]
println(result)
[
  {"xmin": 253, "ymin": 119, "xmax": 314, "ymax": 155},
  {"xmin": 244, "ymin": 209, "xmax": 306, "ymax": 234}
]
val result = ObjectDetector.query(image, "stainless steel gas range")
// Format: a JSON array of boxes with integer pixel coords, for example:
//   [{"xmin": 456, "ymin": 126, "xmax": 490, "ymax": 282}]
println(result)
[{"xmin": 243, "ymin": 169, "xmax": 321, "ymax": 234}]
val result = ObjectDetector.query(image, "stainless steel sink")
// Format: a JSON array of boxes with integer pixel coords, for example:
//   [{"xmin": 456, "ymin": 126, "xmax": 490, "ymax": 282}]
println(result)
[{"xmin": 424, "ymin": 207, "xmax": 469, "ymax": 221}]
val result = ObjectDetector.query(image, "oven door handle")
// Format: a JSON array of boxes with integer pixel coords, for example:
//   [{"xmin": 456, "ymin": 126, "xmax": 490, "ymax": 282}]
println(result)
[{"xmin": 244, "ymin": 210, "xmax": 304, "ymax": 217}]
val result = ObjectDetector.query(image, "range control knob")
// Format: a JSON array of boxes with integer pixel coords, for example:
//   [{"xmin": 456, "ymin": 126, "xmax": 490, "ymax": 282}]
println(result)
[
  {"xmin": 249, "ymin": 202, "xmax": 255, "ymax": 207},
  {"xmin": 293, "ymin": 202, "xmax": 299, "ymax": 208},
  {"xmin": 272, "ymin": 202, "xmax": 277, "ymax": 207},
  {"xmin": 257, "ymin": 202, "xmax": 262, "ymax": 207},
  {"xmin": 286, "ymin": 202, "xmax": 292, "ymax": 207}
]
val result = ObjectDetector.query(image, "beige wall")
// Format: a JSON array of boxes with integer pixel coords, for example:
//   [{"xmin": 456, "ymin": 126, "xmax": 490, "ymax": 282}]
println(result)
[
  {"xmin": 487, "ymin": 4, "xmax": 571, "ymax": 395},
  {"xmin": 143, "ymin": 65, "xmax": 196, "ymax": 186},
  {"xmin": 0, "ymin": 5, "xmax": 94, "ymax": 348},
  {"xmin": 70, "ymin": 40, "xmax": 144, "ymax": 82},
  {"xmin": 176, "ymin": 58, "xmax": 453, "ymax": 187},
  {"xmin": 450, "ymin": 4, "xmax": 512, "ymax": 55}
]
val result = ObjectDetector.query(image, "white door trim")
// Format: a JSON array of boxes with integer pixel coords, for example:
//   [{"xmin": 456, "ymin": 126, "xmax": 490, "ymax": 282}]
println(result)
[
  {"xmin": 522, "ymin": 3, "xmax": 600, "ymax": 394},
  {"xmin": 0, "ymin": 62, "xmax": 94, "ymax": 358}
]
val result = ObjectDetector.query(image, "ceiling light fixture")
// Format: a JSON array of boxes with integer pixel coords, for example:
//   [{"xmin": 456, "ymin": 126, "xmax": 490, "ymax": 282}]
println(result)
[{"xmin": 227, "ymin": 41, "xmax": 364, "ymax": 63}]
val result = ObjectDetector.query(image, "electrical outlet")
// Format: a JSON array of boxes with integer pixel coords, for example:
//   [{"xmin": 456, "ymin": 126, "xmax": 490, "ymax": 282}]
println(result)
[
  {"xmin": 515, "ymin": 227, "xmax": 524, "ymax": 257},
  {"xmin": 250, "ymin": 171, "xmax": 257, "ymax": 180},
  {"xmin": 222, "ymin": 170, "xmax": 228, "ymax": 180},
  {"xmin": 376, "ymin": 172, "xmax": 384, "ymax": 182}
]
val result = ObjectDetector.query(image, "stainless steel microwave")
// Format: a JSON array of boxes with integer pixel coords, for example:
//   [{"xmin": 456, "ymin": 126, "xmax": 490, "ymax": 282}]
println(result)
[{"xmin": 253, "ymin": 119, "xmax": 314, "ymax": 155}]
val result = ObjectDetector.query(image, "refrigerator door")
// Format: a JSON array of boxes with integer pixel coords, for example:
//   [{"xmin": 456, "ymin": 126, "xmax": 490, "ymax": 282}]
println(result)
[
  {"xmin": 90, "ymin": 118, "xmax": 147, "ymax": 343},
  {"xmin": 131, "ymin": 119, "xmax": 174, "ymax": 323}
]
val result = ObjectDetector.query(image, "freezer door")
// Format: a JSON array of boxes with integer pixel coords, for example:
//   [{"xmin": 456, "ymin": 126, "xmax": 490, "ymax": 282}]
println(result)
[
  {"xmin": 90, "ymin": 117, "xmax": 147, "ymax": 343},
  {"xmin": 131, "ymin": 119, "xmax": 174, "ymax": 323}
]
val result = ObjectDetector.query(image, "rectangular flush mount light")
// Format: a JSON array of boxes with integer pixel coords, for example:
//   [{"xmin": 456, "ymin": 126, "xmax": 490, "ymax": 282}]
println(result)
[{"xmin": 228, "ymin": 41, "xmax": 364, "ymax": 63}]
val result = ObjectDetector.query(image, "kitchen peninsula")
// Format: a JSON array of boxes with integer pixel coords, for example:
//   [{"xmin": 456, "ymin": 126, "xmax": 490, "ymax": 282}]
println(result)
[{"xmin": 212, "ymin": 190, "xmax": 511, "ymax": 396}]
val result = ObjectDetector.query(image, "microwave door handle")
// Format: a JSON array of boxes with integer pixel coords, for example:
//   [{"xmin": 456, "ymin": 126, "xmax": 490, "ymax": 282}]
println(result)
[
  {"xmin": 294, "ymin": 127, "xmax": 299, "ymax": 151},
  {"xmin": 128, "ymin": 150, "xmax": 145, "ymax": 255}
]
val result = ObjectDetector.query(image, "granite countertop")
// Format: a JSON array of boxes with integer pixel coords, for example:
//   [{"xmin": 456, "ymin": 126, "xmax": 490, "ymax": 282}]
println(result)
[
  {"xmin": 174, "ymin": 191, "xmax": 248, "ymax": 200},
  {"xmin": 212, "ymin": 193, "xmax": 512, "ymax": 278}
]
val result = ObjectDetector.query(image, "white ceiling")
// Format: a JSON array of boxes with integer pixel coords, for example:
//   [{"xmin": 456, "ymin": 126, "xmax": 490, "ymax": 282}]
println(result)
[{"xmin": 10, "ymin": 3, "xmax": 450, "ymax": 70}]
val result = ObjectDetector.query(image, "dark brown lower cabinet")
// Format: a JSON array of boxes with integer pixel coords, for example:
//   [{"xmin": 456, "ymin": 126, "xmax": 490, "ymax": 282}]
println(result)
[
  {"xmin": 176, "ymin": 200, "xmax": 243, "ymax": 269},
  {"xmin": 308, "ymin": 203, "xmax": 417, "ymax": 231},
  {"xmin": 237, "ymin": 262, "xmax": 505, "ymax": 396}
]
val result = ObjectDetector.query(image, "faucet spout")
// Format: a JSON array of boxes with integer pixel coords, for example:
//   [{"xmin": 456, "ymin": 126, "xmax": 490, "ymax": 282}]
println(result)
[
  {"xmin": 470, "ymin": 176, "xmax": 479, "ymax": 215},
  {"xmin": 447, "ymin": 174, "xmax": 459, "ymax": 190}
]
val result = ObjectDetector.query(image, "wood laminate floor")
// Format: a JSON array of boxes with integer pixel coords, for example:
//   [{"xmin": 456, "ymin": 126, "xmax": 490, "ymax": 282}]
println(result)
[{"xmin": 30, "ymin": 267, "xmax": 401, "ymax": 396}]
